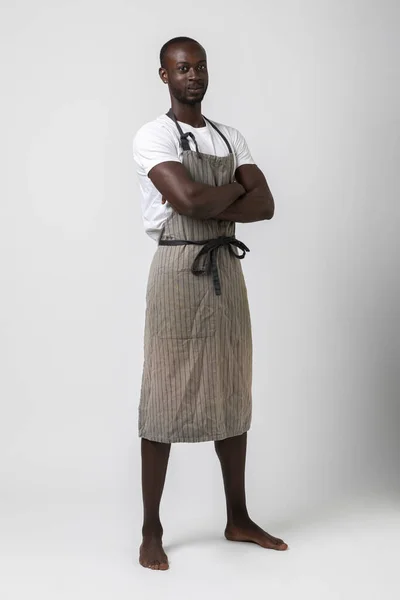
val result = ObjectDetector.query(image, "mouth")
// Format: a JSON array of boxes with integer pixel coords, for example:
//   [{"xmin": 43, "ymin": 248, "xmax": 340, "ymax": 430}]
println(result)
[{"xmin": 188, "ymin": 86, "xmax": 204, "ymax": 91}]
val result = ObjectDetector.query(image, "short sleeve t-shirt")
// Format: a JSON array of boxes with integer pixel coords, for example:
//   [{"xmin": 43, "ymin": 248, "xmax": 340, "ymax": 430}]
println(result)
[{"xmin": 132, "ymin": 113, "xmax": 255, "ymax": 242}]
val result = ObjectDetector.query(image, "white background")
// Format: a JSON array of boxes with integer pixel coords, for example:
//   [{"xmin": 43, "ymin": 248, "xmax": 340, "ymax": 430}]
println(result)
[{"xmin": 1, "ymin": 0, "xmax": 399, "ymax": 598}]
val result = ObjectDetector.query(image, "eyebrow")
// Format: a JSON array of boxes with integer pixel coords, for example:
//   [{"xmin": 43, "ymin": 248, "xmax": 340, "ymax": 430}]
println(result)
[{"xmin": 176, "ymin": 60, "xmax": 207, "ymax": 65}]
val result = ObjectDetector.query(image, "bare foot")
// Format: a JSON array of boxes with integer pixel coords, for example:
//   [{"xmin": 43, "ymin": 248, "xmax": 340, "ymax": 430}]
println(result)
[
  {"xmin": 225, "ymin": 517, "xmax": 288, "ymax": 551},
  {"xmin": 139, "ymin": 535, "xmax": 169, "ymax": 570}
]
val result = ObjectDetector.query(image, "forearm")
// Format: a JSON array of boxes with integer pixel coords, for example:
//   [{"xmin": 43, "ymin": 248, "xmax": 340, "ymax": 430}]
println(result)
[
  {"xmin": 189, "ymin": 181, "xmax": 245, "ymax": 219},
  {"xmin": 151, "ymin": 161, "xmax": 245, "ymax": 219},
  {"xmin": 213, "ymin": 189, "xmax": 274, "ymax": 222}
]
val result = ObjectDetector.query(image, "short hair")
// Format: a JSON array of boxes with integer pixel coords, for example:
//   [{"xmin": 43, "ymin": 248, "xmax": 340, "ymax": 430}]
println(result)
[{"xmin": 159, "ymin": 36, "xmax": 203, "ymax": 68}]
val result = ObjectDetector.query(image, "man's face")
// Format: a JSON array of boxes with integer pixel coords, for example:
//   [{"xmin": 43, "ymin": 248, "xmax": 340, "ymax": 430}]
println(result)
[{"xmin": 160, "ymin": 42, "xmax": 209, "ymax": 105}]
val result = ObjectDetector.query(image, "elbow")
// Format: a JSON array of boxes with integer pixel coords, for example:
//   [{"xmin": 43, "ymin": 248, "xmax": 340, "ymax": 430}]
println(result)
[
  {"xmin": 172, "ymin": 199, "xmax": 210, "ymax": 220},
  {"xmin": 251, "ymin": 186, "xmax": 274, "ymax": 220},
  {"xmin": 176, "ymin": 198, "xmax": 204, "ymax": 219},
  {"xmin": 182, "ymin": 197, "xmax": 200, "ymax": 218},
  {"xmin": 167, "ymin": 187, "xmax": 203, "ymax": 218},
  {"xmin": 264, "ymin": 196, "xmax": 275, "ymax": 220},
  {"xmin": 186, "ymin": 203, "xmax": 213, "ymax": 219},
  {"xmin": 265, "ymin": 206, "xmax": 275, "ymax": 220},
  {"xmin": 183, "ymin": 188, "xmax": 213, "ymax": 219}
]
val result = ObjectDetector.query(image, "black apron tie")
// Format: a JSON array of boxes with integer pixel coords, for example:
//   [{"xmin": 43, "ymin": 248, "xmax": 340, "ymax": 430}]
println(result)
[{"xmin": 158, "ymin": 235, "xmax": 250, "ymax": 296}]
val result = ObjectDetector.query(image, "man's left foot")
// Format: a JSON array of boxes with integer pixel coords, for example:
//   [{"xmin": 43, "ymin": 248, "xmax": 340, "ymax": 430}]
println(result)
[{"xmin": 225, "ymin": 517, "xmax": 288, "ymax": 550}]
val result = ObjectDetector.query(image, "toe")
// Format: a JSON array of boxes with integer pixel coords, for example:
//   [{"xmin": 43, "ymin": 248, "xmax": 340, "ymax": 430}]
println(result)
[
  {"xmin": 277, "ymin": 542, "xmax": 288, "ymax": 550},
  {"xmin": 271, "ymin": 535, "xmax": 287, "ymax": 546}
]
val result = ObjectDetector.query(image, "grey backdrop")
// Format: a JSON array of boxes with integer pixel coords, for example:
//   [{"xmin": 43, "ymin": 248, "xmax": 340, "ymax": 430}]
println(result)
[{"xmin": 1, "ymin": 0, "xmax": 399, "ymax": 598}]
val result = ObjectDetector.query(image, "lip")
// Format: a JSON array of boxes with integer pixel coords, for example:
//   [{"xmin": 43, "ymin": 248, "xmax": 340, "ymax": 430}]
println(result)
[{"xmin": 188, "ymin": 86, "xmax": 204, "ymax": 91}]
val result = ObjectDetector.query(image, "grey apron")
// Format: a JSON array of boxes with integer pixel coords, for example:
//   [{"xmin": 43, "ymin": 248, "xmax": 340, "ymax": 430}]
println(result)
[{"xmin": 138, "ymin": 109, "xmax": 253, "ymax": 443}]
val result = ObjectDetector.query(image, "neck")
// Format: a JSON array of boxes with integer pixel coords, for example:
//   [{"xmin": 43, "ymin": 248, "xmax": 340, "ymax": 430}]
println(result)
[{"xmin": 170, "ymin": 100, "xmax": 205, "ymax": 127}]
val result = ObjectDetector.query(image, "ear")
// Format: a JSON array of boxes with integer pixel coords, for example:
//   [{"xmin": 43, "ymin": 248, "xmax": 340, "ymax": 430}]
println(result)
[{"xmin": 159, "ymin": 67, "xmax": 168, "ymax": 84}]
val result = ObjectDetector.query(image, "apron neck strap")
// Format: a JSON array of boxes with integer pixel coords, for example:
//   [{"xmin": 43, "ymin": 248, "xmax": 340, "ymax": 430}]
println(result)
[
  {"xmin": 166, "ymin": 108, "xmax": 192, "ymax": 151},
  {"xmin": 203, "ymin": 116, "xmax": 233, "ymax": 154},
  {"xmin": 165, "ymin": 108, "xmax": 232, "ymax": 155}
]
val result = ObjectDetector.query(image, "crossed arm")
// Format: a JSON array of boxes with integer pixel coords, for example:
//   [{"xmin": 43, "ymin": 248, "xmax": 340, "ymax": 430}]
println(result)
[
  {"xmin": 148, "ymin": 161, "xmax": 275, "ymax": 223},
  {"xmin": 217, "ymin": 163, "xmax": 275, "ymax": 222}
]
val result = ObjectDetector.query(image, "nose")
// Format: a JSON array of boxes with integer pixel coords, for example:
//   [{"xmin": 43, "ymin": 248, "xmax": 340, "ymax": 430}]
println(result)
[{"xmin": 188, "ymin": 67, "xmax": 201, "ymax": 81}]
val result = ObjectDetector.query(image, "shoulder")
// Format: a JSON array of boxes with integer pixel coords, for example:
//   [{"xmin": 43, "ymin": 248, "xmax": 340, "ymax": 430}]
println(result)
[
  {"xmin": 132, "ymin": 114, "xmax": 182, "ymax": 174},
  {"xmin": 133, "ymin": 114, "xmax": 177, "ymax": 148}
]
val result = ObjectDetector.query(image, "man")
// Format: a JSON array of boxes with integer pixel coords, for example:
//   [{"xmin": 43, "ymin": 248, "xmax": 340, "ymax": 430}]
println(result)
[{"xmin": 132, "ymin": 36, "xmax": 288, "ymax": 571}]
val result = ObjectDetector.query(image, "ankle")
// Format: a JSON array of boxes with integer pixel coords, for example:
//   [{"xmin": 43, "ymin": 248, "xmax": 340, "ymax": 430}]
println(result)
[
  {"xmin": 227, "ymin": 508, "xmax": 250, "ymax": 526},
  {"xmin": 142, "ymin": 522, "xmax": 163, "ymax": 538}
]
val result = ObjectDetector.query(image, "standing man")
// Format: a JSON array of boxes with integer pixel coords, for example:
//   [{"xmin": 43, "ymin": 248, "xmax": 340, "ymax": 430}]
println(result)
[{"xmin": 132, "ymin": 36, "xmax": 288, "ymax": 571}]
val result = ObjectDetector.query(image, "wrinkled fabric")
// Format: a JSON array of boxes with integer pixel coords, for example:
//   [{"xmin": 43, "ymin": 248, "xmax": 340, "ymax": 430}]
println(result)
[{"xmin": 139, "ymin": 147, "xmax": 252, "ymax": 443}]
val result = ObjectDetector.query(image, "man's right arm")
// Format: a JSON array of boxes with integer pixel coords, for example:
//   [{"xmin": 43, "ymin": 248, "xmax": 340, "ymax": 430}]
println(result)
[{"xmin": 148, "ymin": 161, "xmax": 245, "ymax": 220}]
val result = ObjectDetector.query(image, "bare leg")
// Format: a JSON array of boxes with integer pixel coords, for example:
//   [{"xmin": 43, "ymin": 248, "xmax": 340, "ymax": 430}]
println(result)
[
  {"xmin": 139, "ymin": 437, "xmax": 171, "ymax": 570},
  {"xmin": 214, "ymin": 432, "xmax": 288, "ymax": 550}
]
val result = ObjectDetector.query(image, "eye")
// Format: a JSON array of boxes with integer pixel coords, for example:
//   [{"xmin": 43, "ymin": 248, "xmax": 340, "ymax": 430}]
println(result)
[
  {"xmin": 178, "ymin": 66, "xmax": 188, "ymax": 72},
  {"xmin": 198, "ymin": 65, "xmax": 207, "ymax": 71}
]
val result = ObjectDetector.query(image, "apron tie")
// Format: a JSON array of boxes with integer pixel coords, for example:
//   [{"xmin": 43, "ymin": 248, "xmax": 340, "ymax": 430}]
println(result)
[{"xmin": 158, "ymin": 235, "xmax": 250, "ymax": 296}]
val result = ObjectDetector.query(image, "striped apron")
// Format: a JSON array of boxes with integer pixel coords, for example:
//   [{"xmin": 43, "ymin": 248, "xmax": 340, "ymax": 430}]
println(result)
[{"xmin": 138, "ymin": 109, "xmax": 253, "ymax": 443}]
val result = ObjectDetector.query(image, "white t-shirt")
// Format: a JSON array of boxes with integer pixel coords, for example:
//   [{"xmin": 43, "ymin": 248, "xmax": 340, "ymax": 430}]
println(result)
[{"xmin": 132, "ymin": 113, "xmax": 255, "ymax": 242}]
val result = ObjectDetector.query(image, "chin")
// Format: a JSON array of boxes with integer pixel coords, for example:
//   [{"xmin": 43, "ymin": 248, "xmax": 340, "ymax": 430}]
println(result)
[{"xmin": 184, "ymin": 95, "xmax": 206, "ymax": 106}]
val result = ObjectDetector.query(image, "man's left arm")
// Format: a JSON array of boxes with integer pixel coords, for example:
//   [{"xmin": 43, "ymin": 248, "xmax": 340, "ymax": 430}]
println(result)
[{"xmin": 214, "ymin": 164, "xmax": 275, "ymax": 222}]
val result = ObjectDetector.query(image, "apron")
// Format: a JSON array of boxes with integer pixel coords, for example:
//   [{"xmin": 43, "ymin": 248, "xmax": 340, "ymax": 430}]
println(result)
[{"xmin": 138, "ymin": 109, "xmax": 253, "ymax": 443}]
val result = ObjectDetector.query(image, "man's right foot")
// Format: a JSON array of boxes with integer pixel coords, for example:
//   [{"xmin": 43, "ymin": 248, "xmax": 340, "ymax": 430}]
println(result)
[{"xmin": 139, "ymin": 534, "xmax": 169, "ymax": 570}]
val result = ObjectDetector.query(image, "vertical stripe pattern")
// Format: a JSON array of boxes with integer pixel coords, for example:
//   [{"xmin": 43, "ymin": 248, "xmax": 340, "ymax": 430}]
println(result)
[{"xmin": 138, "ymin": 149, "xmax": 253, "ymax": 443}]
